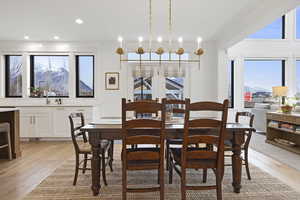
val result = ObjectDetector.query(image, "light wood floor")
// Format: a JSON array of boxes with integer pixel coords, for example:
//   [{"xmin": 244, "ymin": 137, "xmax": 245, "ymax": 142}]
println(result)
[{"xmin": 0, "ymin": 142, "xmax": 300, "ymax": 200}]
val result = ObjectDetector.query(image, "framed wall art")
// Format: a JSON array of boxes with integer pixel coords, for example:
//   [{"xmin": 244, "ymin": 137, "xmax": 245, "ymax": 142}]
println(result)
[{"xmin": 105, "ymin": 72, "xmax": 120, "ymax": 90}]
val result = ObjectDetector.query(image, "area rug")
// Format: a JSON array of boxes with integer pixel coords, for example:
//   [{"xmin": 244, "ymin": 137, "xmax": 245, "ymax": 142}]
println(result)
[
  {"xmin": 24, "ymin": 145, "xmax": 300, "ymax": 200},
  {"xmin": 250, "ymin": 133, "xmax": 300, "ymax": 172}
]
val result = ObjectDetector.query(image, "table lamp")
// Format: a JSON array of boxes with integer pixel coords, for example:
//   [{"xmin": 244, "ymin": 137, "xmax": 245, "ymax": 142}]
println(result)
[{"xmin": 272, "ymin": 86, "xmax": 292, "ymax": 113}]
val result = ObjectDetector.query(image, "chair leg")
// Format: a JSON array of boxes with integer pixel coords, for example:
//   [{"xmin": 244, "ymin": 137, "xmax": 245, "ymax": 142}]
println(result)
[
  {"xmin": 203, "ymin": 168, "xmax": 207, "ymax": 183},
  {"xmin": 101, "ymin": 152, "xmax": 108, "ymax": 186},
  {"xmin": 168, "ymin": 157, "xmax": 173, "ymax": 184},
  {"xmin": 181, "ymin": 168, "xmax": 186, "ymax": 200},
  {"xmin": 82, "ymin": 153, "xmax": 87, "ymax": 174},
  {"xmin": 122, "ymin": 160, "xmax": 127, "ymax": 200},
  {"xmin": 73, "ymin": 153, "xmax": 79, "ymax": 186},
  {"xmin": 160, "ymin": 164, "xmax": 164, "ymax": 200},
  {"xmin": 244, "ymin": 150, "xmax": 251, "ymax": 180},
  {"xmin": 158, "ymin": 169, "xmax": 160, "ymax": 184},
  {"xmin": 166, "ymin": 143, "xmax": 170, "ymax": 171},
  {"xmin": 216, "ymin": 171, "xmax": 223, "ymax": 200},
  {"xmin": 109, "ymin": 141, "xmax": 114, "ymax": 172},
  {"xmin": 6, "ymin": 131, "xmax": 12, "ymax": 160}
]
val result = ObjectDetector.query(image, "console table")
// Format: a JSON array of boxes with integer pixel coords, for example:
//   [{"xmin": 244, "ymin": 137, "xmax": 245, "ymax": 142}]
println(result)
[{"xmin": 266, "ymin": 112, "xmax": 300, "ymax": 154}]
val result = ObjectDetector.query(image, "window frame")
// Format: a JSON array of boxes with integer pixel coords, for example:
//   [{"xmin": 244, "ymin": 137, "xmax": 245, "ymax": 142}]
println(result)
[
  {"xmin": 30, "ymin": 55, "xmax": 70, "ymax": 98},
  {"xmin": 247, "ymin": 15, "xmax": 285, "ymax": 40},
  {"xmin": 75, "ymin": 55, "xmax": 95, "ymax": 98},
  {"xmin": 5, "ymin": 55, "xmax": 23, "ymax": 98},
  {"xmin": 243, "ymin": 59, "xmax": 285, "ymax": 108},
  {"xmin": 229, "ymin": 60, "xmax": 234, "ymax": 108}
]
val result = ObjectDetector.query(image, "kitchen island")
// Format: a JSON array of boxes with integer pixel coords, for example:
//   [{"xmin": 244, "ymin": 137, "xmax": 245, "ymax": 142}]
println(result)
[{"xmin": 0, "ymin": 108, "xmax": 21, "ymax": 159}]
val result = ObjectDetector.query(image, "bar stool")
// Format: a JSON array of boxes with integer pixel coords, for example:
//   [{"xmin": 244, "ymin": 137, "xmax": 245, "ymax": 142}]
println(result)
[{"xmin": 0, "ymin": 123, "xmax": 12, "ymax": 160}]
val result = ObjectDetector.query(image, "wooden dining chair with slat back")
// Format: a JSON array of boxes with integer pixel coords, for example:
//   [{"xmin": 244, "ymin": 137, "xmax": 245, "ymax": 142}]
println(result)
[
  {"xmin": 134, "ymin": 98, "xmax": 159, "ymax": 118},
  {"xmin": 169, "ymin": 99, "xmax": 229, "ymax": 200},
  {"xmin": 164, "ymin": 99, "xmax": 186, "ymax": 170},
  {"xmin": 69, "ymin": 113, "xmax": 113, "ymax": 186},
  {"xmin": 224, "ymin": 111, "xmax": 254, "ymax": 180},
  {"xmin": 121, "ymin": 98, "xmax": 166, "ymax": 200}
]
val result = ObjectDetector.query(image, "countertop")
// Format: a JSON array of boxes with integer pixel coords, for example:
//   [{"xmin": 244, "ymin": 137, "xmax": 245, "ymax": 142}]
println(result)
[
  {"xmin": 15, "ymin": 105, "xmax": 93, "ymax": 107},
  {"xmin": 0, "ymin": 108, "xmax": 19, "ymax": 113}
]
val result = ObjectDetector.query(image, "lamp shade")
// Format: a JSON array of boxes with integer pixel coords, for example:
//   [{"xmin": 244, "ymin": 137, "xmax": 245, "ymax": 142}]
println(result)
[{"xmin": 272, "ymin": 86, "xmax": 288, "ymax": 97}]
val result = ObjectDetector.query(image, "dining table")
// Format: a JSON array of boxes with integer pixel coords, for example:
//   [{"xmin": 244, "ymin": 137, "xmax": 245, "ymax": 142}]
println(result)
[{"xmin": 81, "ymin": 118, "xmax": 255, "ymax": 196}]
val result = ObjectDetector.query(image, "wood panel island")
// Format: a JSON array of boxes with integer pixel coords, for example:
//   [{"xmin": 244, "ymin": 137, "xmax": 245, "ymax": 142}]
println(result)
[
  {"xmin": 266, "ymin": 112, "xmax": 300, "ymax": 154},
  {"xmin": 0, "ymin": 108, "xmax": 21, "ymax": 159}
]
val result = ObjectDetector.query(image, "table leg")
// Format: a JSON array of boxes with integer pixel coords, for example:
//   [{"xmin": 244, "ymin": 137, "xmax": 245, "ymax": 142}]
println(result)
[
  {"xmin": 231, "ymin": 133, "xmax": 243, "ymax": 193},
  {"xmin": 89, "ymin": 133, "xmax": 101, "ymax": 196}
]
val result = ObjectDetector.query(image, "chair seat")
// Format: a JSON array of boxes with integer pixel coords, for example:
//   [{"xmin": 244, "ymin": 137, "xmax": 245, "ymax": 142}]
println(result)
[
  {"xmin": 78, "ymin": 140, "xmax": 110, "ymax": 153},
  {"xmin": 171, "ymin": 147, "xmax": 216, "ymax": 169}
]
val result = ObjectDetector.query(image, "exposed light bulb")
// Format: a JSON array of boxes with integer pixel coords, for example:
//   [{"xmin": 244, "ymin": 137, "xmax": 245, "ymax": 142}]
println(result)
[
  {"xmin": 138, "ymin": 36, "xmax": 143, "ymax": 47},
  {"xmin": 54, "ymin": 36, "xmax": 60, "ymax": 40},
  {"xmin": 75, "ymin": 18, "xmax": 84, "ymax": 24},
  {"xmin": 197, "ymin": 37, "xmax": 202, "ymax": 49},
  {"xmin": 157, "ymin": 36, "xmax": 163, "ymax": 43},
  {"xmin": 118, "ymin": 36, "xmax": 123, "ymax": 48},
  {"xmin": 178, "ymin": 37, "xmax": 183, "ymax": 47},
  {"xmin": 24, "ymin": 35, "xmax": 29, "ymax": 40}
]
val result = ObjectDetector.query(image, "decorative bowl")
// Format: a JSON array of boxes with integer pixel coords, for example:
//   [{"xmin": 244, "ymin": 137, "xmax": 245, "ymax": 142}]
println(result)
[{"xmin": 281, "ymin": 105, "xmax": 293, "ymax": 114}]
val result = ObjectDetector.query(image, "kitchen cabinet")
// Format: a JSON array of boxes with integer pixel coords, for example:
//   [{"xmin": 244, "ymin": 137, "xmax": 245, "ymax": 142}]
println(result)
[{"xmin": 19, "ymin": 106, "xmax": 93, "ymax": 138}]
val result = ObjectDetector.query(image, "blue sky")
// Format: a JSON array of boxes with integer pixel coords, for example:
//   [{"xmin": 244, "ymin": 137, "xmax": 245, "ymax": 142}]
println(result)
[
  {"xmin": 78, "ymin": 56, "xmax": 93, "ymax": 88},
  {"xmin": 244, "ymin": 60, "xmax": 282, "ymax": 92},
  {"xmin": 247, "ymin": 17, "xmax": 283, "ymax": 39}
]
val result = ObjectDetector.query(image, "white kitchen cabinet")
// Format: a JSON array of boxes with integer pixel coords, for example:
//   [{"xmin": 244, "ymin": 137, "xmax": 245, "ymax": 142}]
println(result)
[{"xmin": 19, "ymin": 106, "xmax": 93, "ymax": 138}]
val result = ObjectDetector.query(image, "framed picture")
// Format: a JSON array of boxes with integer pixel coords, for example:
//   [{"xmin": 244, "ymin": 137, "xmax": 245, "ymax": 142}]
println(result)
[{"xmin": 105, "ymin": 72, "xmax": 120, "ymax": 90}]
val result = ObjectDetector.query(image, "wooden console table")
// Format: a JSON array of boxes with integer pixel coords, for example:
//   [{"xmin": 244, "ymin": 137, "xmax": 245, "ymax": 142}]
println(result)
[
  {"xmin": 266, "ymin": 112, "xmax": 300, "ymax": 154},
  {"xmin": 0, "ymin": 108, "xmax": 21, "ymax": 159}
]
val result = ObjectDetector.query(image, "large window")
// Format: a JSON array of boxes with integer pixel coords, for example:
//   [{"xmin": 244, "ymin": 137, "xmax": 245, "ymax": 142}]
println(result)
[
  {"xmin": 228, "ymin": 60, "xmax": 234, "ymax": 108},
  {"xmin": 76, "ymin": 55, "xmax": 94, "ymax": 97},
  {"xmin": 296, "ymin": 61, "xmax": 300, "ymax": 96},
  {"xmin": 166, "ymin": 77, "xmax": 184, "ymax": 100},
  {"xmin": 134, "ymin": 77, "xmax": 152, "ymax": 100},
  {"xmin": 5, "ymin": 55, "xmax": 22, "ymax": 97},
  {"xmin": 30, "ymin": 55, "xmax": 69, "ymax": 97},
  {"xmin": 244, "ymin": 60, "xmax": 285, "ymax": 108},
  {"xmin": 296, "ymin": 8, "xmax": 300, "ymax": 39},
  {"xmin": 248, "ymin": 16, "xmax": 285, "ymax": 39}
]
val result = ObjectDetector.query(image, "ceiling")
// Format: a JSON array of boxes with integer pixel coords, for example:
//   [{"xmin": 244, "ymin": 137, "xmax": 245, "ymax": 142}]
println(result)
[{"xmin": 0, "ymin": 0, "xmax": 299, "ymax": 46}]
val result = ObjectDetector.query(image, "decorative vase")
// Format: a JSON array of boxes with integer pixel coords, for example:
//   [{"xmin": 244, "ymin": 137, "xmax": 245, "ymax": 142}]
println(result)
[{"xmin": 281, "ymin": 105, "xmax": 293, "ymax": 114}]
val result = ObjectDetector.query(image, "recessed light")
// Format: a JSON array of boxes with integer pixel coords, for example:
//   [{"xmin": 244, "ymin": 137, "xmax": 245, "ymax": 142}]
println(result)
[
  {"xmin": 24, "ymin": 35, "xmax": 29, "ymax": 40},
  {"xmin": 54, "ymin": 36, "xmax": 60, "ymax": 40},
  {"xmin": 75, "ymin": 18, "xmax": 83, "ymax": 24}
]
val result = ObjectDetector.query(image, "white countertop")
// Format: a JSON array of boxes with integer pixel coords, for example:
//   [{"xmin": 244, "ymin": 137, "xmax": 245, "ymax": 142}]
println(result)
[
  {"xmin": 16, "ymin": 105, "xmax": 93, "ymax": 107},
  {"xmin": 0, "ymin": 108, "xmax": 19, "ymax": 113}
]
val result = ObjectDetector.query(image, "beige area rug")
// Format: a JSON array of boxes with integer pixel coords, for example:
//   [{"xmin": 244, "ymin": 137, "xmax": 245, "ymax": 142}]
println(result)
[{"xmin": 24, "ymin": 145, "xmax": 300, "ymax": 200}]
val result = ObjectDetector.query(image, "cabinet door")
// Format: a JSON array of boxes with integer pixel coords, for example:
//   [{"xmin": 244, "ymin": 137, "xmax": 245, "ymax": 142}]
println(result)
[
  {"xmin": 53, "ymin": 108, "xmax": 71, "ymax": 137},
  {"xmin": 20, "ymin": 115, "xmax": 34, "ymax": 137},
  {"xmin": 34, "ymin": 114, "xmax": 51, "ymax": 138}
]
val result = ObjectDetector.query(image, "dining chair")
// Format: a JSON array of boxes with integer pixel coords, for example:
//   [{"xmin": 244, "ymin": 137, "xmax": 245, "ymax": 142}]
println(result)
[
  {"xmin": 121, "ymin": 98, "xmax": 166, "ymax": 200},
  {"xmin": 0, "ymin": 123, "xmax": 12, "ymax": 160},
  {"xmin": 224, "ymin": 111, "xmax": 254, "ymax": 180},
  {"xmin": 69, "ymin": 113, "xmax": 113, "ymax": 186},
  {"xmin": 164, "ymin": 99, "xmax": 186, "ymax": 170},
  {"xmin": 169, "ymin": 99, "xmax": 229, "ymax": 200},
  {"xmin": 134, "ymin": 98, "xmax": 159, "ymax": 118}
]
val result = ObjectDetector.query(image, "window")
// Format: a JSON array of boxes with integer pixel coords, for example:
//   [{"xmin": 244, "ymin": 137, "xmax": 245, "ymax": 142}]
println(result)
[
  {"xmin": 133, "ymin": 77, "xmax": 152, "ymax": 100},
  {"xmin": 30, "ymin": 55, "xmax": 69, "ymax": 97},
  {"xmin": 248, "ymin": 16, "xmax": 285, "ymax": 39},
  {"xmin": 296, "ymin": 60, "xmax": 300, "ymax": 96},
  {"xmin": 296, "ymin": 8, "xmax": 300, "ymax": 39},
  {"xmin": 166, "ymin": 77, "xmax": 184, "ymax": 100},
  {"xmin": 76, "ymin": 55, "xmax": 94, "ymax": 97},
  {"xmin": 244, "ymin": 60, "xmax": 285, "ymax": 108},
  {"xmin": 5, "ymin": 55, "xmax": 22, "ymax": 97},
  {"xmin": 228, "ymin": 60, "xmax": 234, "ymax": 108}
]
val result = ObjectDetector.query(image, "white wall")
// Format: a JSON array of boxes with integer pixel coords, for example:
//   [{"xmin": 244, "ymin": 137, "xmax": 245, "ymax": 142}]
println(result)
[{"xmin": 0, "ymin": 40, "xmax": 220, "ymax": 119}]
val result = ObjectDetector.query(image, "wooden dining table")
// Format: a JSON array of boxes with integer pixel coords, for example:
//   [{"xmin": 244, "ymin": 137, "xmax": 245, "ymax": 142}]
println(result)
[{"xmin": 81, "ymin": 121, "xmax": 255, "ymax": 196}]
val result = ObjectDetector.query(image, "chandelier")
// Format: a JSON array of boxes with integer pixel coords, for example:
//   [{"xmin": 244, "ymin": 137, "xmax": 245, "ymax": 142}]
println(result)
[{"xmin": 115, "ymin": 0, "xmax": 204, "ymax": 68}]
